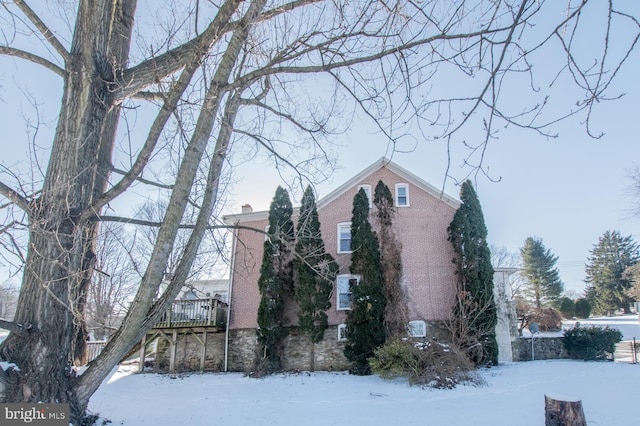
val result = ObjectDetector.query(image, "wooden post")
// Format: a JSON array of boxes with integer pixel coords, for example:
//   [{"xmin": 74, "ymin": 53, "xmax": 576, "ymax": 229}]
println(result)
[
  {"xmin": 201, "ymin": 331, "xmax": 208, "ymax": 372},
  {"xmin": 544, "ymin": 395, "xmax": 586, "ymax": 426},
  {"xmin": 169, "ymin": 329, "xmax": 178, "ymax": 372},
  {"xmin": 207, "ymin": 298, "xmax": 213, "ymax": 326},
  {"xmin": 138, "ymin": 334, "xmax": 147, "ymax": 372}
]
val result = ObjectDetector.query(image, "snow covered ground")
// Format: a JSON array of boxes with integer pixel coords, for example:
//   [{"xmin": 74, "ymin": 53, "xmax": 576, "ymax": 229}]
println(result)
[
  {"xmin": 89, "ymin": 361, "xmax": 638, "ymax": 425},
  {"xmin": 89, "ymin": 315, "xmax": 640, "ymax": 426}
]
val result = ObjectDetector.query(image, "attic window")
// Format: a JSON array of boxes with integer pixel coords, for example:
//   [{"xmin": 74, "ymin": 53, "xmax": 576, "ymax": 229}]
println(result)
[
  {"xmin": 395, "ymin": 183, "xmax": 409, "ymax": 207},
  {"xmin": 357, "ymin": 184, "xmax": 372, "ymax": 207}
]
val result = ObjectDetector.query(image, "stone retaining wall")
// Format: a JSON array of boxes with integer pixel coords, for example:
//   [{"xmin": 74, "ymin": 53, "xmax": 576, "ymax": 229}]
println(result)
[
  {"xmin": 153, "ymin": 320, "xmax": 453, "ymax": 372},
  {"xmin": 154, "ymin": 326, "xmax": 352, "ymax": 372},
  {"xmin": 511, "ymin": 337, "xmax": 567, "ymax": 362}
]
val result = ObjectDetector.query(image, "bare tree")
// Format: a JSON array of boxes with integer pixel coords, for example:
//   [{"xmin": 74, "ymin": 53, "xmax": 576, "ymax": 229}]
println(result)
[
  {"xmin": 626, "ymin": 164, "xmax": 640, "ymax": 220},
  {"xmin": 0, "ymin": 281, "xmax": 18, "ymax": 321},
  {"xmin": 87, "ymin": 223, "xmax": 138, "ymax": 341},
  {"xmin": 0, "ymin": 1, "xmax": 637, "ymax": 423},
  {"xmin": 490, "ymin": 244, "xmax": 523, "ymax": 298}
]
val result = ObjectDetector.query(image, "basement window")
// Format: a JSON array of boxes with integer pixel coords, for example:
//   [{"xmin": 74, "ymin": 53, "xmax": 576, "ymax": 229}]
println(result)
[{"xmin": 408, "ymin": 320, "xmax": 426, "ymax": 338}]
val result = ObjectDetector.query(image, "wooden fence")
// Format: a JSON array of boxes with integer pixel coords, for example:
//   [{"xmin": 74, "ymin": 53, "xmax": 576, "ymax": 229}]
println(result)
[
  {"xmin": 614, "ymin": 339, "xmax": 638, "ymax": 364},
  {"xmin": 86, "ymin": 340, "xmax": 107, "ymax": 363}
]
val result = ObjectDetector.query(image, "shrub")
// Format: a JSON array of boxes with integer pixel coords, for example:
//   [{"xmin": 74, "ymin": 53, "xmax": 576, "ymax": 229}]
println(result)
[
  {"xmin": 529, "ymin": 308, "xmax": 563, "ymax": 332},
  {"xmin": 369, "ymin": 339, "xmax": 482, "ymax": 389},
  {"xmin": 563, "ymin": 326, "xmax": 623, "ymax": 360},
  {"xmin": 574, "ymin": 298, "xmax": 592, "ymax": 319},
  {"xmin": 558, "ymin": 297, "xmax": 576, "ymax": 319}
]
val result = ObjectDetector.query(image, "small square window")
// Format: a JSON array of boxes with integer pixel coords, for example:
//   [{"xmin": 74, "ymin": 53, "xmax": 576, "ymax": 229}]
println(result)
[
  {"xmin": 337, "ymin": 222, "xmax": 352, "ymax": 253},
  {"xmin": 338, "ymin": 324, "xmax": 347, "ymax": 341},
  {"xmin": 395, "ymin": 183, "xmax": 409, "ymax": 207},
  {"xmin": 408, "ymin": 320, "xmax": 426, "ymax": 337}
]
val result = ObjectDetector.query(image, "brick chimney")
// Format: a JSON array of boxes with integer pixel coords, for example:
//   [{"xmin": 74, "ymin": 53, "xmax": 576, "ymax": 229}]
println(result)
[{"xmin": 241, "ymin": 204, "xmax": 253, "ymax": 214}]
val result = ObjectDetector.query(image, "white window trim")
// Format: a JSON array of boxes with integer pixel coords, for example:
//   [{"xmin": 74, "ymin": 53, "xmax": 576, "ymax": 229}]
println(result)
[
  {"xmin": 395, "ymin": 183, "xmax": 410, "ymax": 207},
  {"xmin": 337, "ymin": 222, "xmax": 352, "ymax": 254},
  {"xmin": 408, "ymin": 320, "xmax": 426, "ymax": 338},
  {"xmin": 337, "ymin": 324, "xmax": 347, "ymax": 341},
  {"xmin": 357, "ymin": 184, "xmax": 372, "ymax": 208},
  {"xmin": 336, "ymin": 274, "xmax": 359, "ymax": 310}
]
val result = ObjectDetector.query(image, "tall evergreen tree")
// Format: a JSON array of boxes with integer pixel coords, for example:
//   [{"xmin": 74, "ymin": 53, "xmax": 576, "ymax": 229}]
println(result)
[
  {"xmin": 373, "ymin": 180, "xmax": 409, "ymax": 338},
  {"xmin": 344, "ymin": 188, "xmax": 386, "ymax": 375},
  {"xmin": 295, "ymin": 185, "xmax": 338, "ymax": 371},
  {"xmin": 257, "ymin": 186, "xmax": 294, "ymax": 372},
  {"xmin": 585, "ymin": 230, "xmax": 640, "ymax": 315},
  {"xmin": 520, "ymin": 237, "xmax": 564, "ymax": 309},
  {"xmin": 447, "ymin": 180, "xmax": 498, "ymax": 366}
]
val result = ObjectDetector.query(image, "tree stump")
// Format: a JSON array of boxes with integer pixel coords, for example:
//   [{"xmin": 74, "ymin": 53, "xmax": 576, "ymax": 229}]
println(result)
[{"xmin": 544, "ymin": 395, "xmax": 586, "ymax": 426}]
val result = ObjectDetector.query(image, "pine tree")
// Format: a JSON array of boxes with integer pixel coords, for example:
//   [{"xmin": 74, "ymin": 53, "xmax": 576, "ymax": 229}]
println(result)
[
  {"xmin": 520, "ymin": 237, "xmax": 564, "ymax": 310},
  {"xmin": 295, "ymin": 185, "xmax": 338, "ymax": 371},
  {"xmin": 585, "ymin": 230, "xmax": 639, "ymax": 315},
  {"xmin": 257, "ymin": 186, "xmax": 294, "ymax": 372},
  {"xmin": 373, "ymin": 180, "xmax": 408, "ymax": 338},
  {"xmin": 344, "ymin": 188, "xmax": 386, "ymax": 375},
  {"xmin": 447, "ymin": 180, "xmax": 498, "ymax": 366}
]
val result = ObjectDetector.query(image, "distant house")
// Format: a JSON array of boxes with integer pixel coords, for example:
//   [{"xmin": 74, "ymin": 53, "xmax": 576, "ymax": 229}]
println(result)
[
  {"xmin": 222, "ymin": 158, "xmax": 462, "ymax": 371},
  {"xmin": 178, "ymin": 279, "xmax": 230, "ymax": 303}
]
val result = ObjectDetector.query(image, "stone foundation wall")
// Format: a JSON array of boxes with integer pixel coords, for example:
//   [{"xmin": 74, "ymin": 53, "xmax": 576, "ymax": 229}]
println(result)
[
  {"xmin": 512, "ymin": 337, "xmax": 567, "ymax": 362},
  {"xmin": 222, "ymin": 326, "xmax": 353, "ymax": 372},
  {"xmin": 153, "ymin": 321, "xmax": 453, "ymax": 372},
  {"xmin": 154, "ymin": 326, "xmax": 351, "ymax": 373},
  {"xmin": 154, "ymin": 331, "xmax": 226, "ymax": 372}
]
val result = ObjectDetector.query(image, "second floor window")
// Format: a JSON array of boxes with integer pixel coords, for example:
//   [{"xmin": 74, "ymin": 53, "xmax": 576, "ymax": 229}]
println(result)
[{"xmin": 337, "ymin": 222, "xmax": 352, "ymax": 253}]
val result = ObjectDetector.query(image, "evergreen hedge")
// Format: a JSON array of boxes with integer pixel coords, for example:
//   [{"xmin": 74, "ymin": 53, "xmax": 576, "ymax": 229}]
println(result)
[{"xmin": 563, "ymin": 326, "xmax": 622, "ymax": 360}]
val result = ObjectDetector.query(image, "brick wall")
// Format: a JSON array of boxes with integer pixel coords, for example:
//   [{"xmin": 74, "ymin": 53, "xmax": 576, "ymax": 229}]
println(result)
[{"xmin": 228, "ymin": 164, "xmax": 459, "ymax": 331}]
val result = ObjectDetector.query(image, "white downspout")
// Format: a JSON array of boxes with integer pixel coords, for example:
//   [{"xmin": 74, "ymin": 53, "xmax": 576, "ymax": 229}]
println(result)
[{"xmin": 224, "ymin": 225, "xmax": 238, "ymax": 372}]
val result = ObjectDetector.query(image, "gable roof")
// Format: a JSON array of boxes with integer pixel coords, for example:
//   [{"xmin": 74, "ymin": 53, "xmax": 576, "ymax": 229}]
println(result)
[
  {"xmin": 223, "ymin": 157, "xmax": 460, "ymax": 224},
  {"xmin": 316, "ymin": 157, "xmax": 460, "ymax": 209}
]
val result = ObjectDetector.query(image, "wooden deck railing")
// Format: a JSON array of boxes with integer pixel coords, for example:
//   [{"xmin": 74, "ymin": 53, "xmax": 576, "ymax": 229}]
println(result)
[{"xmin": 153, "ymin": 297, "xmax": 227, "ymax": 329}]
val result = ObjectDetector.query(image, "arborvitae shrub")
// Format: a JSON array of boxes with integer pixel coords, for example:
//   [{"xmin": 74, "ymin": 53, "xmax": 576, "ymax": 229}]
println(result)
[
  {"xmin": 574, "ymin": 298, "xmax": 592, "ymax": 319},
  {"xmin": 529, "ymin": 308, "xmax": 563, "ymax": 332},
  {"xmin": 558, "ymin": 297, "xmax": 576, "ymax": 319},
  {"xmin": 563, "ymin": 326, "xmax": 623, "ymax": 360},
  {"xmin": 369, "ymin": 339, "xmax": 481, "ymax": 389}
]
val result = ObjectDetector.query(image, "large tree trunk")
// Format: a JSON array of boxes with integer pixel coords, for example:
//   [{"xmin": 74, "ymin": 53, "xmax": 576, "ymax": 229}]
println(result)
[
  {"xmin": 0, "ymin": 0, "xmax": 258, "ymax": 423},
  {"xmin": 0, "ymin": 1, "xmax": 135, "ymax": 422}
]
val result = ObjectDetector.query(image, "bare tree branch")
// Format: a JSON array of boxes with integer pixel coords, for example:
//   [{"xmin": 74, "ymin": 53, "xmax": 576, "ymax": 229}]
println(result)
[
  {"xmin": 0, "ymin": 318, "xmax": 30, "ymax": 334},
  {"xmin": 0, "ymin": 181, "xmax": 31, "ymax": 214},
  {"xmin": 13, "ymin": 0, "xmax": 70, "ymax": 63},
  {"xmin": 110, "ymin": 167, "xmax": 174, "ymax": 190},
  {"xmin": 0, "ymin": 46, "xmax": 65, "ymax": 76}
]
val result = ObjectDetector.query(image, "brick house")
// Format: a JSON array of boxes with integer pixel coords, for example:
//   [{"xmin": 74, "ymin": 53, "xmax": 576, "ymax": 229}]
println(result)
[{"xmin": 221, "ymin": 157, "xmax": 461, "ymax": 371}]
